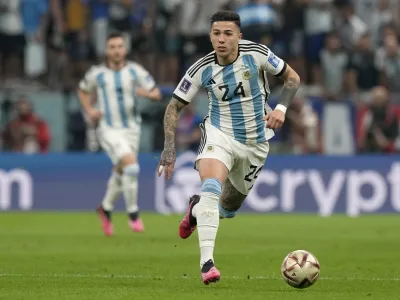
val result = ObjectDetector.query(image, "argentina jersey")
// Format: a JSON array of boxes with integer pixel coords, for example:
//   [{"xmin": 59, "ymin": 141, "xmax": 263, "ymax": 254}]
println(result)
[
  {"xmin": 173, "ymin": 40, "xmax": 286, "ymax": 144},
  {"xmin": 79, "ymin": 61, "xmax": 156, "ymax": 129}
]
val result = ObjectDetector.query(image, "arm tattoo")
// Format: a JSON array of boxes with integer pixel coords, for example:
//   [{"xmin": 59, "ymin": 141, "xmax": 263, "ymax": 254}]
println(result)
[
  {"xmin": 163, "ymin": 98, "xmax": 186, "ymax": 150},
  {"xmin": 278, "ymin": 67, "xmax": 300, "ymax": 108}
]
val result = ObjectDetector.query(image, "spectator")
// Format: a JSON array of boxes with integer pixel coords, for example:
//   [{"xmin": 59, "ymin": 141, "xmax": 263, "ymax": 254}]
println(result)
[
  {"xmin": 318, "ymin": 31, "xmax": 348, "ymax": 100},
  {"xmin": 304, "ymin": 0, "xmax": 334, "ymax": 84},
  {"xmin": 277, "ymin": 0, "xmax": 306, "ymax": 81},
  {"xmin": 108, "ymin": 0, "xmax": 133, "ymax": 53},
  {"xmin": 175, "ymin": 0, "xmax": 230, "ymax": 77},
  {"xmin": 376, "ymin": 34, "xmax": 400, "ymax": 93},
  {"xmin": 63, "ymin": 0, "xmax": 90, "ymax": 89},
  {"xmin": 2, "ymin": 96, "xmax": 51, "ymax": 153},
  {"xmin": 358, "ymin": 86, "xmax": 399, "ymax": 153},
  {"xmin": 369, "ymin": 0, "xmax": 398, "ymax": 48},
  {"xmin": 281, "ymin": 94, "xmax": 320, "ymax": 154},
  {"xmin": 354, "ymin": 0, "xmax": 400, "ymax": 47},
  {"xmin": 334, "ymin": 0, "xmax": 368, "ymax": 51},
  {"xmin": 83, "ymin": 0, "xmax": 109, "ymax": 61},
  {"xmin": 21, "ymin": 0, "xmax": 49, "ymax": 78},
  {"xmin": 374, "ymin": 23, "xmax": 398, "ymax": 78},
  {"xmin": 236, "ymin": 0, "xmax": 278, "ymax": 44},
  {"xmin": 0, "ymin": 0, "xmax": 25, "ymax": 79},
  {"xmin": 346, "ymin": 33, "xmax": 380, "ymax": 104},
  {"xmin": 176, "ymin": 103, "xmax": 202, "ymax": 152}
]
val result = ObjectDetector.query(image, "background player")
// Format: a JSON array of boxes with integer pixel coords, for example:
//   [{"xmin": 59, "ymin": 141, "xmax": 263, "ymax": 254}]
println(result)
[
  {"xmin": 78, "ymin": 32, "xmax": 161, "ymax": 236},
  {"xmin": 158, "ymin": 11, "xmax": 300, "ymax": 284}
]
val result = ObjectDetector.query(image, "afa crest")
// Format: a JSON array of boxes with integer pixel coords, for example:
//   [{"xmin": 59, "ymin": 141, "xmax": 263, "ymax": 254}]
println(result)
[
  {"xmin": 242, "ymin": 70, "xmax": 252, "ymax": 80},
  {"xmin": 206, "ymin": 145, "xmax": 214, "ymax": 152}
]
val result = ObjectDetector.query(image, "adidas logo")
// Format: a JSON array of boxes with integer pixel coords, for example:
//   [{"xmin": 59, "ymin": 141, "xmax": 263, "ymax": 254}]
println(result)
[{"xmin": 207, "ymin": 78, "xmax": 216, "ymax": 85}]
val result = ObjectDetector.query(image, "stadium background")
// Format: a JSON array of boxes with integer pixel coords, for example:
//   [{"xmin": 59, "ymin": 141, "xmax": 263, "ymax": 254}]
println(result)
[
  {"xmin": 0, "ymin": 1, "xmax": 400, "ymax": 299},
  {"xmin": 1, "ymin": 0, "xmax": 399, "ymax": 214}
]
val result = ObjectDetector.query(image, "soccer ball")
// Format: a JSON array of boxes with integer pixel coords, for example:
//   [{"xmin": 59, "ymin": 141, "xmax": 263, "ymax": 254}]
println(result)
[{"xmin": 280, "ymin": 250, "xmax": 320, "ymax": 289}]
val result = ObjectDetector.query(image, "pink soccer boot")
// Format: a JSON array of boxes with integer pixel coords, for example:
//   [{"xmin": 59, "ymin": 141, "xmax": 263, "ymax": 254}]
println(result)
[
  {"xmin": 178, "ymin": 195, "xmax": 200, "ymax": 239},
  {"xmin": 201, "ymin": 260, "xmax": 221, "ymax": 285},
  {"xmin": 96, "ymin": 206, "xmax": 113, "ymax": 236},
  {"xmin": 129, "ymin": 218, "xmax": 144, "ymax": 232}
]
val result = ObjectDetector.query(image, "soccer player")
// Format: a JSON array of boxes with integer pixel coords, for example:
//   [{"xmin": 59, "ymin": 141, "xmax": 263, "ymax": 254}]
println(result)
[
  {"xmin": 78, "ymin": 32, "xmax": 161, "ymax": 236},
  {"xmin": 158, "ymin": 11, "xmax": 300, "ymax": 284}
]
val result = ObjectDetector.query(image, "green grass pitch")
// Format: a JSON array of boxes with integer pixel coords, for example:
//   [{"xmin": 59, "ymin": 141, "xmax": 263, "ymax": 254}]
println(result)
[{"xmin": 0, "ymin": 213, "xmax": 399, "ymax": 300}]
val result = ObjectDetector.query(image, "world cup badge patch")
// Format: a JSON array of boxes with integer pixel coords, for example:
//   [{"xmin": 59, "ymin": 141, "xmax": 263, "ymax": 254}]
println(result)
[
  {"xmin": 268, "ymin": 53, "xmax": 280, "ymax": 68},
  {"xmin": 179, "ymin": 78, "xmax": 192, "ymax": 94},
  {"xmin": 242, "ymin": 70, "xmax": 252, "ymax": 80}
]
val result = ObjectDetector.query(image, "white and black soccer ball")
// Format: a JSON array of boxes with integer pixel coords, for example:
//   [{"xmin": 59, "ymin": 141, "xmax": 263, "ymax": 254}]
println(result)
[{"xmin": 280, "ymin": 250, "xmax": 320, "ymax": 289}]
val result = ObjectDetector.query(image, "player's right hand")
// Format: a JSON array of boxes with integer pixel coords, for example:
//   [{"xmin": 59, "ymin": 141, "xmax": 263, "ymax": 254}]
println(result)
[
  {"xmin": 87, "ymin": 109, "xmax": 102, "ymax": 126},
  {"xmin": 157, "ymin": 148, "xmax": 176, "ymax": 180}
]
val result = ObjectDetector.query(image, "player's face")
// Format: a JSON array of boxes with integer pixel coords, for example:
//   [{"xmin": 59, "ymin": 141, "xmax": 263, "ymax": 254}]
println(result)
[
  {"xmin": 210, "ymin": 22, "xmax": 242, "ymax": 59},
  {"xmin": 106, "ymin": 37, "xmax": 127, "ymax": 63}
]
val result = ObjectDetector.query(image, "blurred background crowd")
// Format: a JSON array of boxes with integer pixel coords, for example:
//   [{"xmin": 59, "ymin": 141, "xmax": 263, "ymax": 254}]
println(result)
[{"xmin": 0, "ymin": 0, "xmax": 399, "ymax": 155}]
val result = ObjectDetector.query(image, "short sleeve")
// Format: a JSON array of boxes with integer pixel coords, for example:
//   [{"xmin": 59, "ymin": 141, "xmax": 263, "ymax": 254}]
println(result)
[
  {"xmin": 79, "ymin": 67, "xmax": 97, "ymax": 93},
  {"xmin": 262, "ymin": 50, "xmax": 286, "ymax": 76},
  {"xmin": 134, "ymin": 65, "xmax": 157, "ymax": 91},
  {"xmin": 172, "ymin": 72, "xmax": 201, "ymax": 105}
]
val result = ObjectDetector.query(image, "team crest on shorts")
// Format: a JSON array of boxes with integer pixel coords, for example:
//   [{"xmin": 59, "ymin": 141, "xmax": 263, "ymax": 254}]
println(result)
[
  {"xmin": 242, "ymin": 70, "xmax": 252, "ymax": 80},
  {"xmin": 206, "ymin": 145, "xmax": 214, "ymax": 152}
]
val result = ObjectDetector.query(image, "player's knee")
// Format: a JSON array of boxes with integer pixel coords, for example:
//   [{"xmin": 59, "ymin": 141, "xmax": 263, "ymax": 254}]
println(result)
[
  {"xmin": 120, "ymin": 153, "xmax": 137, "ymax": 166},
  {"xmin": 201, "ymin": 178, "xmax": 222, "ymax": 197},
  {"xmin": 218, "ymin": 201, "xmax": 237, "ymax": 218},
  {"xmin": 123, "ymin": 164, "xmax": 140, "ymax": 177}
]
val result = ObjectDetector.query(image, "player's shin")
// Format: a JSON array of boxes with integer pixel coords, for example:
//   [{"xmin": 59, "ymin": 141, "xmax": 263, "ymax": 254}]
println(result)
[
  {"xmin": 196, "ymin": 178, "xmax": 221, "ymax": 268},
  {"xmin": 101, "ymin": 172, "xmax": 122, "ymax": 213},
  {"xmin": 121, "ymin": 164, "xmax": 140, "ymax": 218}
]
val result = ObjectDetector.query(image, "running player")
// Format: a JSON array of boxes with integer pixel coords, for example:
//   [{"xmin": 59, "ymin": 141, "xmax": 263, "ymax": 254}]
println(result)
[
  {"xmin": 157, "ymin": 11, "xmax": 300, "ymax": 284},
  {"xmin": 78, "ymin": 32, "xmax": 161, "ymax": 236}
]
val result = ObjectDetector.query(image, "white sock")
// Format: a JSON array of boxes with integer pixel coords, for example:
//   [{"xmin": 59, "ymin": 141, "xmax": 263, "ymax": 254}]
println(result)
[
  {"xmin": 196, "ymin": 191, "xmax": 220, "ymax": 268},
  {"xmin": 122, "ymin": 165, "xmax": 140, "ymax": 214},
  {"xmin": 192, "ymin": 204, "xmax": 198, "ymax": 218},
  {"xmin": 101, "ymin": 172, "xmax": 122, "ymax": 211}
]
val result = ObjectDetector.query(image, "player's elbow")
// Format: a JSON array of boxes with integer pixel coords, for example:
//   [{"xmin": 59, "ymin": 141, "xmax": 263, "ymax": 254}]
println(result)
[
  {"xmin": 77, "ymin": 88, "xmax": 89, "ymax": 99},
  {"xmin": 152, "ymin": 88, "xmax": 162, "ymax": 101},
  {"xmin": 290, "ymin": 70, "xmax": 300, "ymax": 85}
]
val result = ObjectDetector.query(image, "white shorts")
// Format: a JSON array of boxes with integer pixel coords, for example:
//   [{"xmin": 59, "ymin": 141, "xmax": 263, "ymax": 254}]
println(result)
[
  {"xmin": 196, "ymin": 121, "xmax": 270, "ymax": 195},
  {"xmin": 96, "ymin": 127, "xmax": 140, "ymax": 165}
]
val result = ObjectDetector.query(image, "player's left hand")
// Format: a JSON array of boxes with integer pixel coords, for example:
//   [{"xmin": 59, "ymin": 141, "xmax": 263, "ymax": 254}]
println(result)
[
  {"xmin": 157, "ymin": 147, "xmax": 176, "ymax": 180},
  {"xmin": 135, "ymin": 87, "xmax": 149, "ymax": 98},
  {"xmin": 264, "ymin": 109, "xmax": 285, "ymax": 129}
]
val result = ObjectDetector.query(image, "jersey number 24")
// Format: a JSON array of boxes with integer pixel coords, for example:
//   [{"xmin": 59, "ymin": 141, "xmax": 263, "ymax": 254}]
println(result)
[{"xmin": 218, "ymin": 82, "xmax": 246, "ymax": 102}]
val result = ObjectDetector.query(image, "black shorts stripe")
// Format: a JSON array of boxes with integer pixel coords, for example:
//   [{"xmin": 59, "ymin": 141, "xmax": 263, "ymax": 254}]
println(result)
[
  {"xmin": 198, "ymin": 116, "xmax": 209, "ymax": 155},
  {"xmin": 188, "ymin": 57, "xmax": 214, "ymax": 78},
  {"xmin": 187, "ymin": 53, "xmax": 214, "ymax": 76},
  {"xmin": 198, "ymin": 123, "xmax": 207, "ymax": 155},
  {"xmin": 259, "ymin": 71, "xmax": 269, "ymax": 116}
]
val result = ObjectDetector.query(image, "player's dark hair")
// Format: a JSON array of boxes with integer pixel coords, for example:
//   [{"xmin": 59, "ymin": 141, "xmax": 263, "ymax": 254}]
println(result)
[
  {"xmin": 107, "ymin": 32, "xmax": 124, "ymax": 41},
  {"xmin": 210, "ymin": 11, "xmax": 241, "ymax": 29}
]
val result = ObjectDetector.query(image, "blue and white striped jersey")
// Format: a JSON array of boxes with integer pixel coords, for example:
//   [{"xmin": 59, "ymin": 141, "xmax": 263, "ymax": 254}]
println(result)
[
  {"xmin": 173, "ymin": 40, "xmax": 286, "ymax": 144},
  {"xmin": 79, "ymin": 61, "xmax": 156, "ymax": 129}
]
